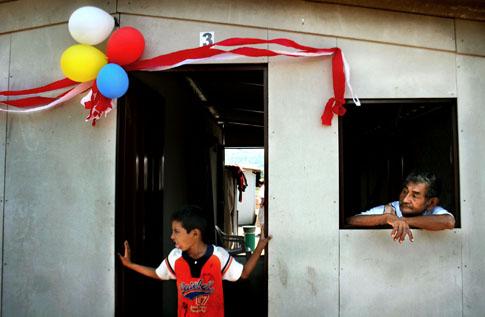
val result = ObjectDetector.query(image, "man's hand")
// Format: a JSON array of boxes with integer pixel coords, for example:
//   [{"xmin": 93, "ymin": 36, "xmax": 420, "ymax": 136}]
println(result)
[
  {"xmin": 118, "ymin": 240, "xmax": 132, "ymax": 267},
  {"xmin": 386, "ymin": 214, "xmax": 414, "ymax": 243}
]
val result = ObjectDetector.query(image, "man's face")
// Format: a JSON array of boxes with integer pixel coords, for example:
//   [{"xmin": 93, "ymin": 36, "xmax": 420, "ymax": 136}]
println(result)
[
  {"xmin": 170, "ymin": 220, "xmax": 196, "ymax": 251},
  {"xmin": 399, "ymin": 182, "xmax": 431, "ymax": 216}
]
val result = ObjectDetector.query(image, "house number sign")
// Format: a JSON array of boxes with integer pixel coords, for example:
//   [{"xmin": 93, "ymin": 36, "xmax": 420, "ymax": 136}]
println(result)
[{"xmin": 200, "ymin": 32, "xmax": 215, "ymax": 46}]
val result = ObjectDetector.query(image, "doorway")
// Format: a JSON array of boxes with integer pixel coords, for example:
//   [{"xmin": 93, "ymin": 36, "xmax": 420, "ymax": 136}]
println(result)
[{"xmin": 115, "ymin": 64, "xmax": 268, "ymax": 316}]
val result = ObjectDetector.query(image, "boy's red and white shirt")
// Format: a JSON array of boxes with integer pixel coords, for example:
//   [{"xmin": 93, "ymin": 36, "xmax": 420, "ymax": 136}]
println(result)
[{"xmin": 155, "ymin": 245, "xmax": 243, "ymax": 316}]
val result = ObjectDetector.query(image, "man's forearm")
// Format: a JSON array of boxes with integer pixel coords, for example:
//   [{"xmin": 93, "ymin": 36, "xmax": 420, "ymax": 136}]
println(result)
[
  {"xmin": 403, "ymin": 215, "xmax": 455, "ymax": 230},
  {"xmin": 347, "ymin": 214, "xmax": 390, "ymax": 227}
]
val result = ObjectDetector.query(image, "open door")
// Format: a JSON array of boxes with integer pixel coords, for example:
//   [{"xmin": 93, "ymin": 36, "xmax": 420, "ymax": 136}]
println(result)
[
  {"xmin": 116, "ymin": 64, "xmax": 268, "ymax": 316},
  {"xmin": 115, "ymin": 76, "xmax": 166, "ymax": 316}
]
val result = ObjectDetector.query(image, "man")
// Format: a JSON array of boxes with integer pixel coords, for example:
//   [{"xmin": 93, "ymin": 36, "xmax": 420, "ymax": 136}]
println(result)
[{"xmin": 347, "ymin": 171, "xmax": 455, "ymax": 243}]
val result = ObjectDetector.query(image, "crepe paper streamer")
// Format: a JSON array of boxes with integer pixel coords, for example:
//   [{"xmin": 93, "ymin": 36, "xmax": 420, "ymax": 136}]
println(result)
[
  {"xmin": 0, "ymin": 81, "xmax": 92, "ymax": 113},
  {"xmin": 81, "ymin": 83, "xmax": 115, "ymax": 126},
  {"xmin": 0, "ymin": 37, "xmax": 360, "ymax": 126}
]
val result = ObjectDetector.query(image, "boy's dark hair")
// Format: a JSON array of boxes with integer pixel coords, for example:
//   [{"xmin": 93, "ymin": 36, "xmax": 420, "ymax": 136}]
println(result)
[
  {"xmin": 404, "ymin": 171, "xmax": 442, "ymax": 199},
  {"xmin": 171, "ymin": 205, "xmax": 208, "ymax": 242}
]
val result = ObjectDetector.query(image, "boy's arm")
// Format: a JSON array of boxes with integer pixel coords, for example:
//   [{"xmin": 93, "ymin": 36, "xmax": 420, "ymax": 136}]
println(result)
[
  {"xmin": 118, "ymin": 240, "xmax": 161, "ymax": 280},
  {"xmin": 240, "ymin": 233, "xmax": 272, "ymax": 280}
]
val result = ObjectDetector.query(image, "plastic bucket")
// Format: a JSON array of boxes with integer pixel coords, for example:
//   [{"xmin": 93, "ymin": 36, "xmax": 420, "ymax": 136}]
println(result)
[{"xmin": 242, "ymin": 225, "xmax": 256, "ymax": 251}]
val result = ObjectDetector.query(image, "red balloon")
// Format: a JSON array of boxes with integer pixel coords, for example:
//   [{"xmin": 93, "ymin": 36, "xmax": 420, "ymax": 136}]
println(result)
[{"xmin": 106, "ymin": 26, "xmax": 145, "ymax": 65}]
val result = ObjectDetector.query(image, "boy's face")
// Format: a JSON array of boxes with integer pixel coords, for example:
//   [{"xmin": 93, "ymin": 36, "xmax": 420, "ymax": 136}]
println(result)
[{"xmin": 170, "ymin": 220, "xmax": 197, "ymax": 251}]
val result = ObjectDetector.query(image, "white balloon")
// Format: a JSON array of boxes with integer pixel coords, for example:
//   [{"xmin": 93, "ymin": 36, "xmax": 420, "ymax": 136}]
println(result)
[{"xmin": 68, "ymin": 6, "xmax": 115, "ymax": 45}]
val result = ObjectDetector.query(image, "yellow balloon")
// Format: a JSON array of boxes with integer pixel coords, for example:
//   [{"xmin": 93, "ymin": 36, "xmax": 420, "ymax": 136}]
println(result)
[{"xmin": 60, "ymin": 44, "xmax": 107, "ymax": 82}]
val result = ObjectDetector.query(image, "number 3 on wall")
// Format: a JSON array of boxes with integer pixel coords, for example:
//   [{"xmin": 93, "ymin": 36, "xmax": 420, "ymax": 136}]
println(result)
[{"xmin": 200, "ymin": 32, "xmax": 215, "ymax": 46}]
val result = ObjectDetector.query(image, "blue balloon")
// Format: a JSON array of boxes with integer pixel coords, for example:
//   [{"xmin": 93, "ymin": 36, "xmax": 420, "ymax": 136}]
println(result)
[{"xmin": 96, "ymin": 63, "xmax": 129, "ymax": 99}]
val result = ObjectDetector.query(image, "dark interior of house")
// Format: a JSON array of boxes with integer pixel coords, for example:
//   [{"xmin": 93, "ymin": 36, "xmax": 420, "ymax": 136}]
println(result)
[
  {"xmin": 340, "ymin": 99, "xmax": 460, "ymax": 228},
  {"xmin": 115, "ymin": 64, "xmax": 267, "ymax": 316}
]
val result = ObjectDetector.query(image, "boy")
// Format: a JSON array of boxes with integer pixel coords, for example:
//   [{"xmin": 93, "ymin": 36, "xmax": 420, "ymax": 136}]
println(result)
[{"xmin": 118, "ymin": 205, "xmax": 271, "ymax": 316}]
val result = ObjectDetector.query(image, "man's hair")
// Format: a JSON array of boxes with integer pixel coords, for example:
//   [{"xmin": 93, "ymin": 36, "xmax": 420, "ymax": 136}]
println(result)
[
  {"xmin": 404, "ymin": 171, "xmax": 442, "ymax": 198},
  {"xmin": 171, "ymin": 205, "xmax": 208, "ymax": 242}
]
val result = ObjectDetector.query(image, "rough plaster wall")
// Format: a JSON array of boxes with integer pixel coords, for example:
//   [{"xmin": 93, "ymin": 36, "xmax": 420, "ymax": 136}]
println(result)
[
  {"xmin": 267, "ymin": 29, "xmax": 462, "ymax": 317},
  {"xmin": 337, "ymin": 39, "xmax": 457, "ymax": 98},
  {"xmin": 119, "ymin": 14, "xmax": 268, "ymax": 64},
  {"xmin": 0, "ymin": 0, "xmax": 114, "ymax": 34},
  {"xmin": 0, "ymin": 34, "xmax": 9, "ymax": 314},
  {"xmin": 456, "ymin": 19, "xmax": 485, "ymax": 56},
  {"xmin": 337, "ymin": 27, "xmax": 462, "ymax": 315},
  {"xmin": 1, "ymin": 0, "xmax": 484, "ymax": 316},
  {"xmin": 264, "ymin": 4, "xmax": 461, "ymax": 317},
  {"xmin": 456, "ymin": 54, "xmax": 485, "ymax": 316},
  {"xmin": 268, "ymin": 32, "xmax": 339, "ymax": 316},
  {"xmin": 3, "ymin": 23, "xmax": 116, "ymax": 316},
  {"xmin": 116, "ymin": 2, "xmax": 485, "ymax": 316},
  {"xmin": 118, "ymin": 0, "xmax": 454, "ymax": 51},
  {"xmin": 340, "ymin": 230, "xmax": 462, "ymax": 316}
]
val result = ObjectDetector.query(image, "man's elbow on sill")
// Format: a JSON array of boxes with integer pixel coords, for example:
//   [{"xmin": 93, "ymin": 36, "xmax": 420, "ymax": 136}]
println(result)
[
  {"xmin": 427, "ymin": 214, "xmax": 456, "ymax": 230},
  {"xmin": 444, "ymin": 215, "xmax": 456, "ymax": 230}
]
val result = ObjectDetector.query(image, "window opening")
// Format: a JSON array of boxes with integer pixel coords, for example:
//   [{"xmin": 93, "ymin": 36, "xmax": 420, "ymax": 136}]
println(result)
[{"xmin": 339, "ymin": 99, "xmax": 460, "ymax": 228}]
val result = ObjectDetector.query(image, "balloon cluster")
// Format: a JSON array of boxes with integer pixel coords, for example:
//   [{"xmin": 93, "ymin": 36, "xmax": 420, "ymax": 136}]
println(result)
[{"xmin": 60, "ymin": 6, "xmax": 144, "ymax": 107}]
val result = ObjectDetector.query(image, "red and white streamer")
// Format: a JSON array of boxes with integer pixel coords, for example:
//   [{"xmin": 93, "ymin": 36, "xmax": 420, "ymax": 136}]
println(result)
[
  {"xmin": 0, "ymin": 81, "xmax": 92, "ymax": 114},
  {"xmin": 0, "ymin": 37, "xmax": 359, "ymax": 126}
]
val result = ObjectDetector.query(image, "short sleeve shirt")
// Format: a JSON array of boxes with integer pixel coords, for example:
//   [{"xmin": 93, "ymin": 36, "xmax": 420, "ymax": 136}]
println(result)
[{"xmin": 155, "ymin": 245, "xmax": 243, "ymax": 317}]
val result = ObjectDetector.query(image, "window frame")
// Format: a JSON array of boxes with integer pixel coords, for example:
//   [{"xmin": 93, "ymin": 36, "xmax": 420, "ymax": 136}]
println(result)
[{"xmin": 339, "ymin": 98, "xmax": 460, "ymax": 229}]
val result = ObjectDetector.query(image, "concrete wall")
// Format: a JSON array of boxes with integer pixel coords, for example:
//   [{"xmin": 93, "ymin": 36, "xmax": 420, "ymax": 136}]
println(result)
[
  {"xmin": 0, "ymin": 34, "xmax": 9, "ymax": 314},
  {"xmin": 456, "ymin": 47, "xmax": 485, "ymax": 316},
  {"xmin": 1, "ymin": 1, "xmax": 116, "ymax": 316},
  {"xmin": 1, "ymin": 0, "xmax": 485, "ymax": 316}
]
